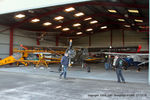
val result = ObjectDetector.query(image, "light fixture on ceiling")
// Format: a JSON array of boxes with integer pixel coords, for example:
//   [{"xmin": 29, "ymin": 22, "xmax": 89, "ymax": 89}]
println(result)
[
  {"xmin": 108, "ymin": 9, "xmax": 117, "ymax": 13},
  {"xmin": 76, "ymin": 32, "xmax": 83, "ymax": 35},
  {"xmin": 73, "ymin": 23, "xmax": 81, "ymax": 27},
  {"xmin": 74, "ymin": 12, "xmax": 84, "ymax": 17},
  {"xmin": 132, "ymin": 23, "xmax": 135, "ymax": 26},
  {"xmin": 43, "ymin": 22, "xmax": 52, "ymax": 26},
  {"xmin": 118, "ymin": 19, "xmax": 125, "ymax": 21},
  {"xmin": 15, "ymin": 13, "xmax": 26, "ymax": 19},
  {"xmin": 31, "ymin": 18, "xmax": 40, "ymax": 23},
  {"xmin": 54, "ymin": 16, "xmax": 64, "ymax": 21},
  {"xmin": 128, "ymin": 9, "xmax": 139, "ymax": 13},
  {"xmin": 86, "ymin": 28, "xmax": 93, "ymax": 31},
  {"xmin": 100, "ymin": 26, "xmax": 107, "ymax": 29},
  {"xmin": 90, "ymin": 20, "xmax": 98, "ymax": 24},
  {"xmin": 64, "ymin": 7, "xmax": 75, "ymax": 12},
  {"xmin": 62, "ymin": 27, "xmax": 70, "ymax": 31},
  {"xmin": 55, "ymin": 25, "xmax": 62, "ymax": 29},
  {"xmin": 134, "ymin": 19, "xmax": 143, "ymax": 22},
  {"xmin": 124, "ymin": 25, "xmax": 131, "ymax": 27},
  {"xmin": 111, "ymin": 0, "xmax": 117, "ymax": 2},
  {"xmin": 124, "ymin": 14, "xmax": 129, "ymax": 18},
  {"xmin": 84, "ymin": 17, "xmax": 92, "ymax": 21}
]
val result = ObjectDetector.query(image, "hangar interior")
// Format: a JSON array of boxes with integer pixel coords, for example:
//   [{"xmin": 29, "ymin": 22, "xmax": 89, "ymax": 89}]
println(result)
[
  {"xmin": 0, "ymin": 0, "xmax": 149, "ymax": 81},
  {"xmin": 0, "ymin": 0, "xmax": 149, "ymax": 99}
]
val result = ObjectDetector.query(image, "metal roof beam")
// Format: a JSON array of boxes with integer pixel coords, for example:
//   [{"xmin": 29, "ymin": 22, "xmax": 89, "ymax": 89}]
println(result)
[
  {"xmin": 12, "ymin": 1, "xmax": 148, "ymax": 28},
  {"xmin": 58, "ymin": 21, "xmax": 129, "ymax": 36},
  {"xmin": 42, "ymin": 13, "xmax": 146, "ymax": 30}
]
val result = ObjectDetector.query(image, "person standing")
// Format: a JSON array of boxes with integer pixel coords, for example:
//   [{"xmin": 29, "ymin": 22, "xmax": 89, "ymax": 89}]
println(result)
[
  {"xmin": 108, "ymin": 55, "xmax": 113, "ymax": 70},
  {"xmin": 104, "ymin": 55, "xmax": 109, "ymax": 70},
  {"xmin": 60, "ymin": 53, "xmax": 69, "ymax": 79},
  {"xmin": 104, "ymin": 55, "xmax": 112, "ymax": 70},
  {"xmin": 114, "ymin": 55, "xmax": 125, "ymax": 83}
]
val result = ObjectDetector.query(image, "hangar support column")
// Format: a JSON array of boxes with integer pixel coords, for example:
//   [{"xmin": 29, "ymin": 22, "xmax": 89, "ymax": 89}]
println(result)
[
  {"xmin": 148, "ymin": 53, "xmax": 150, "ymax": 85},
  {"xmin": 147, "ymin": 4, "xmax": 149, "ymax": 85},
  {"xmin": 148, "ymin": 30, "xmax": 150, "ymax": 85},
  {"xmin": 36, "ymin": 33, "xmax": 40, "ymax": 45},
  {"xmin": 9, "ymin": 27, "xmax": 13, "ymax": 56},
  {"xmin": 37, "ymin": 38, "xmax": 40, "ymax": 45}
]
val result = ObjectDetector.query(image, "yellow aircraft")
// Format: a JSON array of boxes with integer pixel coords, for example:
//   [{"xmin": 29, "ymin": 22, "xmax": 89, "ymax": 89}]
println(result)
[
  {"xmin": 0, "ymin": 44, "xmax": 64, "ymax": 67},
  {"xmin": 1, "ymin": 41, "xmax": 136, "ymax": 68}
]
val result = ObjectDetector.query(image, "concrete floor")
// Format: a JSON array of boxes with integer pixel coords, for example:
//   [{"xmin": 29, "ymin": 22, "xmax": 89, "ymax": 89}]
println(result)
[
  {"xmin": 0, "ymin": 64, "xmax": 149, "ymax": 100},
  {"xmin": 0, "ymin": 64, "xmax": 148, "ymax": 83}
]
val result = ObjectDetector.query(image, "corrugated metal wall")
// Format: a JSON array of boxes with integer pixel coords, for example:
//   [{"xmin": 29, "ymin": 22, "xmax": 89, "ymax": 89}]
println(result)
[
  {"xmin": 73, "ymin": 29, "xmax": 148, "ymax": 51},
  {"xmin": 73, "ymin": 36, "xmax": 89, "ymax": 46},
  {"xmin": 0, "ymin": 25, "xmax": 11, "ymax": 58},
  {"xmin": 59, "ymin": 38, "xmax": 67, "ymax": 46},
  {"xmin": 124, "ymin": 30, "xmax": 148, "ymax": 51},
  {"xmin": 0, "ymin": 24, "xmax": 148, "ymax": 59},
  {"xmin": 40, "ymin": 40, "xmax": 55, "ymax": 46},
  {"xmin": 92, "ymin": 31, "xmax": 111, "ymax": 47},
  {"xmin": 40, "ymin": 40, "xmax": 65, "ymax": 46},
  {"xmin": 13, "ymin": 29, "xmax": 37, "ymax": 49},
  {"xmin": 0, "ymin": 25, "xmax": 66, "ymax": 59},
  {"xmin": 112, "ymin": 30, "xmax": 123, "ymax": 47},
  {"xmin": 40, "ymin": 36, "xmax": 66, "ymax": 46},
  {"xmin": 0, "ymin": 25, "xmax": 37, "ymax": 59}
]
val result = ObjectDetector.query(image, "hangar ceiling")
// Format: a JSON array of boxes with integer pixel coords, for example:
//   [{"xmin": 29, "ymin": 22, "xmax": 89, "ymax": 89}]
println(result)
[{"xmin": 0, "ymin": 0, "xmax": 149, "ymax": 39}]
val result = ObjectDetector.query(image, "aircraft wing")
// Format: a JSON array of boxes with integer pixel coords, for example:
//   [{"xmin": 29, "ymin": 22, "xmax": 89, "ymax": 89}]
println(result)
[
  {"xmin": 138, "ymin": 60, "xmax": 149, "ymax": 66},
  {"xmin": 73, "ymin": 46, "xmax": 138, "ymax": 52},
  {"xmin": 103, "ymin": 52, "xmax": 149, "ymax": 56},
  {"xmin": 16, "ymin": 60, "xmax": 60, "ymax": 63},
  {"xmin": 17, "ymin": 44, "xmax": 139, "ymax": 53},
  {"xmin": 18, "ymin": 45, "xmax": 67, "ymax": 51}
]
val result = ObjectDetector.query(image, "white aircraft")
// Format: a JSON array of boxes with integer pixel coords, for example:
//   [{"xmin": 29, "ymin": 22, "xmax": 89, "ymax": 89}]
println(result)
[{"xmin": 104, "ymin": 51, "xmax": 149, "ymax": 71}]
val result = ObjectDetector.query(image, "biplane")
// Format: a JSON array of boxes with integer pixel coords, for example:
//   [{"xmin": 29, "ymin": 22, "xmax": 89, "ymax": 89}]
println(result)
[
  {"xmin": 0, "ymin": 46, "xmax": 64, "ymax": 67},
  {"xmin": 0, "ymin": 39, "xmax": 141, "ymax": 68}
]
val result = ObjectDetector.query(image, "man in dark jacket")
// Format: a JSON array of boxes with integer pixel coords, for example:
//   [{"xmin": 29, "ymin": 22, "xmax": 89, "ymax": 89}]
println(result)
[
  {"xmin": 114, "ymin": 55, "xmax": 125, "ymax": 83},
  {"xmin": 104, "ymin": 55, "xmax": 112, "ymax": 70},
  {"xmin": 60, "ymin": 53, "xmax": 69, "ymax": 79}
]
